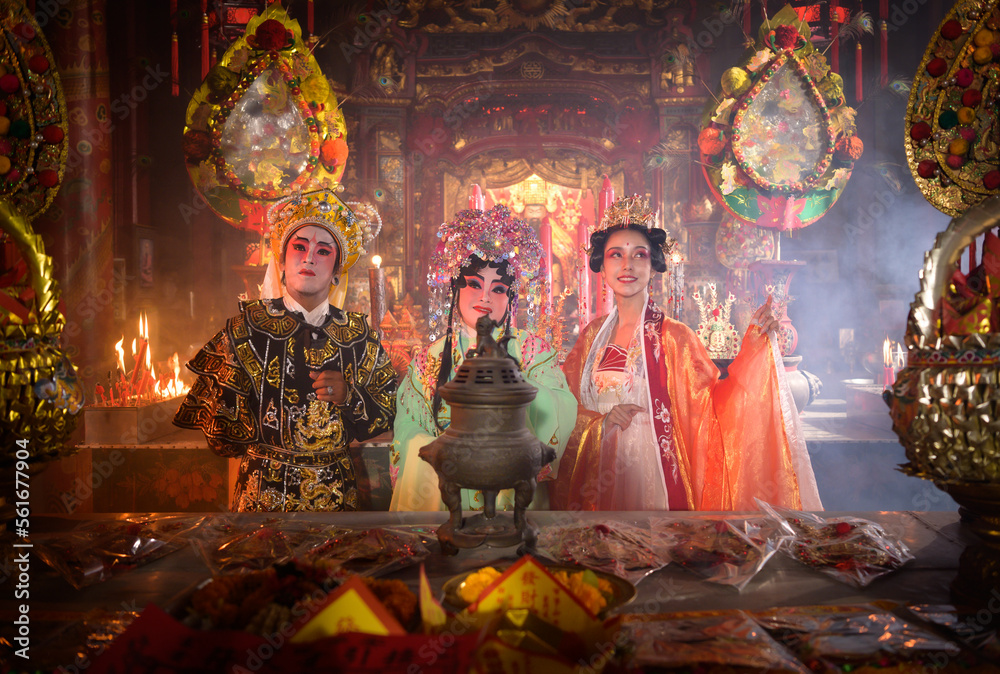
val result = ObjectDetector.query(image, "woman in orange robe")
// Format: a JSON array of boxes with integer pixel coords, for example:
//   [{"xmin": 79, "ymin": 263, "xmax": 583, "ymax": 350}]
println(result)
[{"xmin": 553, "ymin": 196, "xmax": 821, "ymax": 512}]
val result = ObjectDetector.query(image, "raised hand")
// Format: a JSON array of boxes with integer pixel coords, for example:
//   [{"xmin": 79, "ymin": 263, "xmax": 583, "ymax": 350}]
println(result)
[{"xmin": 750, "ymin": 295, "xmax": 781, "ymax": 338}]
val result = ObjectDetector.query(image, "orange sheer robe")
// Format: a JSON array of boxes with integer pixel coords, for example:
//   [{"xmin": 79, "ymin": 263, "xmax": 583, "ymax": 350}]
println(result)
[{"xmin": 554, "ymin": 301, "xmax": 820, "ymax": 512}]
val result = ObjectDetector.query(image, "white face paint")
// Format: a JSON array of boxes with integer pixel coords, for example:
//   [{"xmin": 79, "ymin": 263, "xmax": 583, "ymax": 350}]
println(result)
[
  {"xmin": 457, "ymin": 265, "xmax": 510, "ymax": 329},
  {"xmin": 280, "ymin": 225, "xmax": 339, "ymax": 310}
]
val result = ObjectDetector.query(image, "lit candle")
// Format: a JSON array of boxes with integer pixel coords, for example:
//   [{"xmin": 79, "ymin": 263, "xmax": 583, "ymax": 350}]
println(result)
[
  {"xmin": 130, "ymin": 313, "xmax": 149, "ymax": 396},
  {"xmin": 115, "ymin": 336, "xmax": 125, "ymax": 379},
  {"xmin": 882, "ymin": 337, "xmax": 894, "ymax": 389},
  {"xmin": 369, "ymin": 255, "xmax": 387, "ymax": 337}
]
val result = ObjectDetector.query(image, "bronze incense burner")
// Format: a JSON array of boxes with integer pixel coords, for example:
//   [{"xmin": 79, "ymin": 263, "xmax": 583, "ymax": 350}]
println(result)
[{"xmin": 419, "ymin": 316, "xmax": 556, "ymax": 555}]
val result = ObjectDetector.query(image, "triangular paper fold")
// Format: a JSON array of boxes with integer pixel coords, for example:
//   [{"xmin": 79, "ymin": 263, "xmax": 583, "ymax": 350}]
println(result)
[
  {"xmin": 290, "ymin": 575, "xmax": 405, "ymax": 643},
  {"xmin": 468, "ymin": 555, "xmax": 600, "ymax": 633}
]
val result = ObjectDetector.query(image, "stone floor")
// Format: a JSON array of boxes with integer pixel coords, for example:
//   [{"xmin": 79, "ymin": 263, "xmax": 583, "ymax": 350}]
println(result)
[{"xmin": 801, "ymin": 398, "xmax": 956, "ymax": 511}]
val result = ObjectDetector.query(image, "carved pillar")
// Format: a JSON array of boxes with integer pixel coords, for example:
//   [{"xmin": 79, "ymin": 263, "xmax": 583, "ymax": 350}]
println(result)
[{"xmin": 32, "ymin": 0, "xmax": 114, "ymax": 393}]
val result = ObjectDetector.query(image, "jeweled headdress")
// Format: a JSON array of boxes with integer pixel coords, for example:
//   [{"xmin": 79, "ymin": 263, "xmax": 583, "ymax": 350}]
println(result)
[
  {"xmin": 587, "ymin": 194, "xmax": 672, "ymax": 273},
  {"xmin": 427, "ymin": 205, "xmax": 547, "ymax": 340},
  {"xmin": 259, "ymin": 188, "xmax": 381, "ymax": 299},
  {"xmin": 595, "ymin": 194, "xmax": 657, "ymax": 233}
]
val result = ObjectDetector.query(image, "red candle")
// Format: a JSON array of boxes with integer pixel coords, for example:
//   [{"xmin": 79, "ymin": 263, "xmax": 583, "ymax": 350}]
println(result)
[
  {"xmin": 369, "ymin": 256, "xmax": 387, "ymax": 337},
  {"xmin": 170, "ymin": 0, "xmax": 178, "ymax": 96},
  {"xmin": 596, "ymin": 176, "xmax": 615, "ymax": 319},
  {"xmin": 883, "ymin": 366, "xmax": 895, "ymax": 389},
  {"xmin": 468, "ymin": 184, "xmax": 485, "ymax": 211},
  {"xmin": 130, "ymin": 339, "xmax": 148, "ymax": 392},
  {"xmin": 855, "ymin": 43, "xmax": 863, "ymax": 103}
]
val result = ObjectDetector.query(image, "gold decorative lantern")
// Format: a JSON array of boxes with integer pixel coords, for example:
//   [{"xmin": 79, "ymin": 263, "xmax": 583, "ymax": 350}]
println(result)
[
  {"xmin": 419, "ymin": 316, "xmax": 556, "ymax": 555},
  {"xmin": 887, "ymin": 196, "xmax": 1000, "ymax": 600}
]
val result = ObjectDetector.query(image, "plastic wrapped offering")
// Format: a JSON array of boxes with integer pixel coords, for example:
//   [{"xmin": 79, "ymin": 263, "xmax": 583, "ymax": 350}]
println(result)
[
  {"xmin": 754, "ymin": 604, "xmax": 995, "ymax": 672},
  {"xmin": 33, "ymin": 515, "xmax": 204, "ymax": 589},
  {"xmin": 617, "ymin": 612, "xmax": 810, "ymax": 673},
  {"xmin": 652, "ymin": 517, "xmax": 779, "ymax": 591},
  {"xmin": 190, "ymin": 518, "xmax": 339, "ymax": 574},
  {"xmin": 297, "ymin": 527, "xmax": 430, "ymax": 577},
  {"xmin": 756, "ymin": 500, "xmax": 914, "ymax": 587},
  {"xmin": 182, "ymin": 559, "xmax": 417, "ymax": 633},
  {"xmin": 536, "ymin": 521, "xmax": 668, "ymax": 583}
]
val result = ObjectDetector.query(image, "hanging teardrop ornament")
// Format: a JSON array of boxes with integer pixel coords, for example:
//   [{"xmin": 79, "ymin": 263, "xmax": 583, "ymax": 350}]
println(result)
[
  {"xmin": 700, "ymin": 5, "xmax": 859, "ymax": 231},
  {"xmin": 182, "ymin": 5, "xmax": 347, "ymax": 229},
  {"xmin": 731, "ymin": 52, "xmax": 834, "ymax": 193},
  {"xmin": 905, "ymin": 0, "xmax": 1000, "ymax": 216}
]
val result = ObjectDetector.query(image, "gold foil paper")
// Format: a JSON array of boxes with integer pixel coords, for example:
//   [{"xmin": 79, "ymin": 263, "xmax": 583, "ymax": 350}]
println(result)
[
  {"xmin": 1, "ymin": 201, "xmax": 82, "ymax": 466},
  {"xmin": 890, "ymin": 198, "xmax": 1000, "ymax": 485}
]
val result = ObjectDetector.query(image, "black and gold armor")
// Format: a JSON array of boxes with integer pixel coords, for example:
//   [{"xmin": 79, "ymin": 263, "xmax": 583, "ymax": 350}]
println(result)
[{"xmin": 174, "ymin": 299, "xmax": 397, "ymax": 511}]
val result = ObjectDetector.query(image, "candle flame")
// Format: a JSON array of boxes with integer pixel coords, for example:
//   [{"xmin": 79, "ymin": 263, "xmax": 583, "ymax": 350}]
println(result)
[
  {"xmin": 139, "ymin": 312, "xmax": 147, "ymax": 339},
  {"xmin": 882, "ymin": 336, "xmax": 892, "ymax": 368},
  {"xmin": 131, "ymin": 338, "xmax": 137, "ymax": 357},
  {"xmin": 372, "ymin": 254, "xmax": 382, "ymax": 269},
  {"xmin": 145, "ymin": 342, "xmax": 152, "ymax": 369},
  {"xmin": 115, "ymin": 337, "xmax": 125, "ymax": 373}
]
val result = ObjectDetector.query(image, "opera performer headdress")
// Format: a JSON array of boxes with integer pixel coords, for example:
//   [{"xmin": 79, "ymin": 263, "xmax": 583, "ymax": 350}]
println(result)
[
  {"xmin": 260, "ymin": 188, "xmax": 381, "ymax": 299},
  {"xmin": 427, "ymin": 204, "xmax": 547, "ymax": 340},
  {"xmin": 587, "ymin": 194, "xmax": 672, "ymax": 273}
]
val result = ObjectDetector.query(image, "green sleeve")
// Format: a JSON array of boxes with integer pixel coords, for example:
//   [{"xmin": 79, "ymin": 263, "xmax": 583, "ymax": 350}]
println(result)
[
  {"xmin": 518, "ymin": 331, "xmax": 578, "ymax": 481},
  {"xmin": 389, "ymin": 353, "xmax": 443, "ymax": 511}
]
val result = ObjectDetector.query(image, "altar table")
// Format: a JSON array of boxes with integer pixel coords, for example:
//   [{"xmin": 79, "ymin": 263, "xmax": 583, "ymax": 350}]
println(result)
[{"xmin": 0, "ymin": 509, "xmax": 977, "ymax": 670}]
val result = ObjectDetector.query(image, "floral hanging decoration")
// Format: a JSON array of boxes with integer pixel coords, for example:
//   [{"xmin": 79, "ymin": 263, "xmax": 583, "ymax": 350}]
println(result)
[
  {"xmin": 182, "ymin": 5, "xmax": 347, "ymax": 228},
  {"xmin": 699, "ymin": 5, "xmax": 860, "ymax": 231}
]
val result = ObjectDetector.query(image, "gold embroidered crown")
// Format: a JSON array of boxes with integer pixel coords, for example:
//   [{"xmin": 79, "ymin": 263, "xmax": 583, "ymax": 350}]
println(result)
[
  {"xmin": 595, "ymin": 194, "xmax": 657, "ymax": 233},
  {"xmin": 267, "ymin": 189, "xmax": 381, "ymax": 273}
]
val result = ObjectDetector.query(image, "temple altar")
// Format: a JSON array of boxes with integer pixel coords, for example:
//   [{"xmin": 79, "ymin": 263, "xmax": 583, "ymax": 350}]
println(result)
[{"xmin": 0, "ymin": 509, "xmax": 979, "ymax": 671}]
